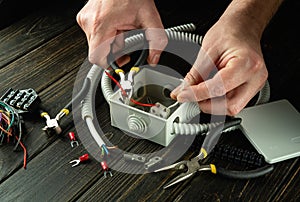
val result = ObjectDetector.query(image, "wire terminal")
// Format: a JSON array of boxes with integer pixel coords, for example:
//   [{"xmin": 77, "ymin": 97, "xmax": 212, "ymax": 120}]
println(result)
[
  {"xmin": 68, "ymin": 131, "xmax": 79, "ymax": 147},
  {"xmin": 69, "ymin": 153, "xmax": 89, "ymax": 167},
  {"xmin": 101, "ymin": 161, "xmax": 113, "ymax": 178}
]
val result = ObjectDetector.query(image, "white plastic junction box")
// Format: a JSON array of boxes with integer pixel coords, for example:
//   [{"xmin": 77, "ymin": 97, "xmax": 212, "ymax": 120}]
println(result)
[{"xmin": 108, "ymin": 68, "xmax": 197, "ymax": 146}]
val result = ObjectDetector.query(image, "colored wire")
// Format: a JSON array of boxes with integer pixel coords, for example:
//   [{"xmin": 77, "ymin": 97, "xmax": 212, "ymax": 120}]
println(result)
[
  {"xmin": 104, "ymin": 71, "xmax": 125, "ymax": 95},
  {"xmin": 15, "ymin": 136, "xmax": 27, "ymax": 169},
  {"xmin": 0, "ymin": 102, "xmax": 15, "ymax": 131},
  {"xmin": 130, "ymin": 99, "xmax": 155, "ymax": 107},
  {"xmin": 0, "ymin": 101, "xmax": 26, "ymax": 169},
  {"xmin": 104, "ymin": 70, "xmax": 155, "ymax": 107}
]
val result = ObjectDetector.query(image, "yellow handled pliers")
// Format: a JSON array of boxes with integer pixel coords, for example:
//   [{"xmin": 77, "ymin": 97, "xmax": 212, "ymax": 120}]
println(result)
[{"xmin": 154, "ymin": 117, "xmax": 274, "ymax": 189}]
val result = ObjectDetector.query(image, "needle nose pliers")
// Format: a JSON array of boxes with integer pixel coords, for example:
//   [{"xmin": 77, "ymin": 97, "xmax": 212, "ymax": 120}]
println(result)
[{"xmin": 154, "ymin": 117, "xmax": 274, "ymax": 189}]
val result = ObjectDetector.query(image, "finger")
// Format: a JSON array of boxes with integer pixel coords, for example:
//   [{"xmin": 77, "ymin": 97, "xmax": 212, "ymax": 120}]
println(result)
[
  {"xmin": 170, "ymin": 79, "xmax": 188, "ymax": 100},
  {"xmin": 116, "ymin": 55, "xmax": 131, "ymax": 67},
  {"xmin": 170, "ymin": 85, "xmax": 181, "ymax": 100},
  {"xmin": 198, "ymin": 81, "xmax": 263, "ymax": 115},
  {"xmin": 88, "ymin": 29, "xmax": 117, "ymax": 68},
  {"xmin": 112, "ymin": 31, "xmax": 125, "ymax": 54},
  {"xmin": 187, "ymin": 48, "xmax": 217, "ymax": 85},
  {"xmin": 197, "ymin": 97, "xmax": 227, "ymax": 115},
  {"xmin": 170, "ymin": 48, "xmax": 216, "ymax": 100},
  {"xmin": 144, "ymin": 28, "xmax": 168, "ymax": 66},
  {"xmin": 176, "ymin": 57, "xmax": 252, "ymax": 103}
]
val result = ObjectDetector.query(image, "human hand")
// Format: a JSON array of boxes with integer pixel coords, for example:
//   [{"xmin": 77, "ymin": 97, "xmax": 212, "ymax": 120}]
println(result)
[
  {"xmin": 170, "ymin": 15, "xmax": 268, "ymax": 116},
  {"xmin": 76, "ymin": 0, "xmax": 168, "ymax": 68}
]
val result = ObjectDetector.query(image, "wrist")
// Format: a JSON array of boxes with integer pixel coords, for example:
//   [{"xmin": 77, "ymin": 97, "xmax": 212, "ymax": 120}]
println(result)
[{"xmin": 218, "ymin": 0, "xmax": 284, "ymax": 40}]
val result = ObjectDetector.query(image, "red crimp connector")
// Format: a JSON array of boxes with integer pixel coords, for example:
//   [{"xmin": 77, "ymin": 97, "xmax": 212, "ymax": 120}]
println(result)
[
  {"xmin": 79, "ymin": 154, "xmax": 89, "ymax": 162},
  {"xmin": 69, "ymin": 153, "xmax": 89, "ymax": 167},
  {"xmin": 100, "ymin": 161, "xmax": 113, "ymax": 178},
  {"xmin": 68, "ymin": 132, "xmax": 79, "ymax": 147}
]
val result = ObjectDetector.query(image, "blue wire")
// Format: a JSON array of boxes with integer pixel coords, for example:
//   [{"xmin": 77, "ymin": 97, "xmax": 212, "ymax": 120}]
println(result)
[{"xmin": 101, "ymin": 144, "xmax": 110, "ymax": 156}]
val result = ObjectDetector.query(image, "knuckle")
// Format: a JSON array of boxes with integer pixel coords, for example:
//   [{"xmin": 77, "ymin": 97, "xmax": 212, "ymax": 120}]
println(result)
[
  {"xmin": 212, "ymin": 85, "xmax": 226, "ymax": 97},
  {"xmin": 261, "ymin": 68, "xmax": 269, "ymax": 81},
  {"xmin": 227, "ymin": 104, "xmax": 242, "ymax": 116},
  {"xmin": 250, "ymin": 58, "xmax": 264, "ymax": 73},
  {"xmin": 88, "ymin": 54, "xmax": 97, "ymax": 64},
  {"xmin": 76, "ymin": 12, "xmax": 82, "ymax": 24}
]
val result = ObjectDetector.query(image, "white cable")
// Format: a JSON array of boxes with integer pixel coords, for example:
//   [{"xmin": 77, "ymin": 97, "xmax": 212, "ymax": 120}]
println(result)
[{"xmin": 85, "ymin": 117, "xmax": 105, "ymax": 147}]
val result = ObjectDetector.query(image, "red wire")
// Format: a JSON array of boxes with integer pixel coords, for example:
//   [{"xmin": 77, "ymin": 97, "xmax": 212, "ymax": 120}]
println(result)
[
  {"xmin": 130, "ymin": 98, "xmax": 155, "ymax": 107},
  {"xmin": 105, "ymin": 70, "xmax": 155, "ymax": 107},
  {"xmin": 104, "ymin": 71, "xmax": 126, "ymax": 96},
  {"xmin": 15, "ymin": 136, "xmax": 27, "ymax": 169}
]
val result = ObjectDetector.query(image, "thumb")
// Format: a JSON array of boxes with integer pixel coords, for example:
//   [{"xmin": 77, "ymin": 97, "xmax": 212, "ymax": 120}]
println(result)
[{"xmin": 171, "ymin": 48, "xmax": 216, "ymax": 101}]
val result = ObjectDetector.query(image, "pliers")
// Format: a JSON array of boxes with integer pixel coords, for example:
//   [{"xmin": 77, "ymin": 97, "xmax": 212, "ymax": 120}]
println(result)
[
  {"xmin": 107, "ymin": 32, "xmax": 149, "ymax": 104},
  {"xmin": 114, "ymin": 67, "xmax": 140, "ymax": 104},
  {"xmin": 154, "ymin": 117, "xmax": 274, "ymax": 189}
]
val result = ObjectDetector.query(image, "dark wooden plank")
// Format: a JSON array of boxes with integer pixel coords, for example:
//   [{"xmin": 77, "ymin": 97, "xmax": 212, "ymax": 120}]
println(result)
[
  {"xmin": 0, "ymin": 24, "xmax": 88, "ymax": 181},
  {"xmin": 0, "ymin": 0, "xmax": 83, "ymax": 68},
  {"xmin": 0, "ymin": 68, "xmax": 78, "ymax": 182},
  {"xmin": 272, "ymin": 159, "xmax": 300, "ymax": 202},
  {"xmin": 0, "ymin": 100, "xmax": 147, "ymax": 201},
  {"xmin": 0, "ymin": 25, "xmax": 87, "ymax": 96}
]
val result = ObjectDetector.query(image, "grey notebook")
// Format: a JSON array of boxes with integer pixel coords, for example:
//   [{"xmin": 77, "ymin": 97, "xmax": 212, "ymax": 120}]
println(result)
[{"xmin": 237, "ymin": 99, "xmax": 300, "ymax": 164}]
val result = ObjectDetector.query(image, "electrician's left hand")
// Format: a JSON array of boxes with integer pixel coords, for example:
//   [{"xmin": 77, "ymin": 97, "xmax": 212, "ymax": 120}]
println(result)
[{"xmin": 170, "ymin": 15, "xmax": 268, "ymax": 116}]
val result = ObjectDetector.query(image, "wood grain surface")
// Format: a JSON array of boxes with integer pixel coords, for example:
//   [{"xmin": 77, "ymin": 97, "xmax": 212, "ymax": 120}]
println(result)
[{"xmin": 0, "ymin": 0, "xmax": 299, "ymax": 201}]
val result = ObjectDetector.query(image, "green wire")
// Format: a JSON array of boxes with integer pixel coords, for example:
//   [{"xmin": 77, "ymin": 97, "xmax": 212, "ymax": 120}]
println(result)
[{"xmin": 0, "ymin": 101, "xmax": 15, "ymax": 131}]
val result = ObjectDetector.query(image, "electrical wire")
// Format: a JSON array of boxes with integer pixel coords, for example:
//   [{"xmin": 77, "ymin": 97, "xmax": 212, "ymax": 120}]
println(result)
[
  {"xmin": 15, "ymin": 136, "xmax": 27, "ymax": 169},
  {"xmin": 104, "ymin": 70, "xmax": 155, "ymax": 107},
  {"xmin": 0, "ymin": 101, "xmax": 27, "ymax": 169},
  {"xmin": 63, "ymin": 77, "xmax": 91, "ymax": 111}
]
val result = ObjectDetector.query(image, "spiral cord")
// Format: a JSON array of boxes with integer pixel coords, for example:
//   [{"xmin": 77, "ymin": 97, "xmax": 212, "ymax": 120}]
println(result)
[
  {"xmin": 165, "ymin": 30, "xmax": 203, "ymax": 45},
  {"xmin": 185, "ymin": 102, "xmax": 201, "ymax": 120},
  {"xmin": 165, "ymin": 23, "xmax": 196, "ymax": 33},
  {"xmin": 172, "ymin": 122, "xmax": 221, "ymax": 136},
  {"xmin": 101, "ymin": 69, "xmax": 114, "ymax": 102},
  {"xmin": 255, "ymin": 80, "xmax": 271, "ymax": 105},
  {"xmin": 124, "ymin": 23, "xmax": 200, "ymax": 50}
]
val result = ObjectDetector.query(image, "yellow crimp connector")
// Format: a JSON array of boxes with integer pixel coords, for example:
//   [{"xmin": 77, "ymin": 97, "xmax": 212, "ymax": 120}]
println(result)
[
  {"xmin": 210, "ymin": 164, "xmax": 217, "ymax": 174},
  {"xmin": 130, "ymin": 67, "xmax": 140, "ymax": 73},
  {"xmin": 200, "ymin": 148, "xmax": 208, "ymax": 158},
  {"xmin": 61, "ymin": 108, "xmax": 69, "ymax": 115},
  {"xmin": 40, "ymin": 112, "xmax": 48, "ymax": 118},
  {"xmin": 115, "ymin": 69, "xmax": 124, "ymax": 75}
]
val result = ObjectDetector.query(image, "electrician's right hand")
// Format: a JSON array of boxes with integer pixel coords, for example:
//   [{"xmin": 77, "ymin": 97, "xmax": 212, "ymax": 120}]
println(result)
[{"xmin": 76, "ymin": 0, "xmax": 168, "ymax": 68}]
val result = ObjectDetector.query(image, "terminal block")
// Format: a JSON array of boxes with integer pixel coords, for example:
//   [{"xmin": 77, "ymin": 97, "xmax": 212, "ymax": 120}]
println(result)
[{"xmin": 0, "ymin": 88, "xmax": 40, "ymax": 113}]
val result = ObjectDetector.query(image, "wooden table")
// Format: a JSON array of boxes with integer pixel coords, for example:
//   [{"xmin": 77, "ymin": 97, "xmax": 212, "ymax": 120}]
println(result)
[{"xmin": 0, "ymin": 0, "xmax": 299, "ymax": 201}]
